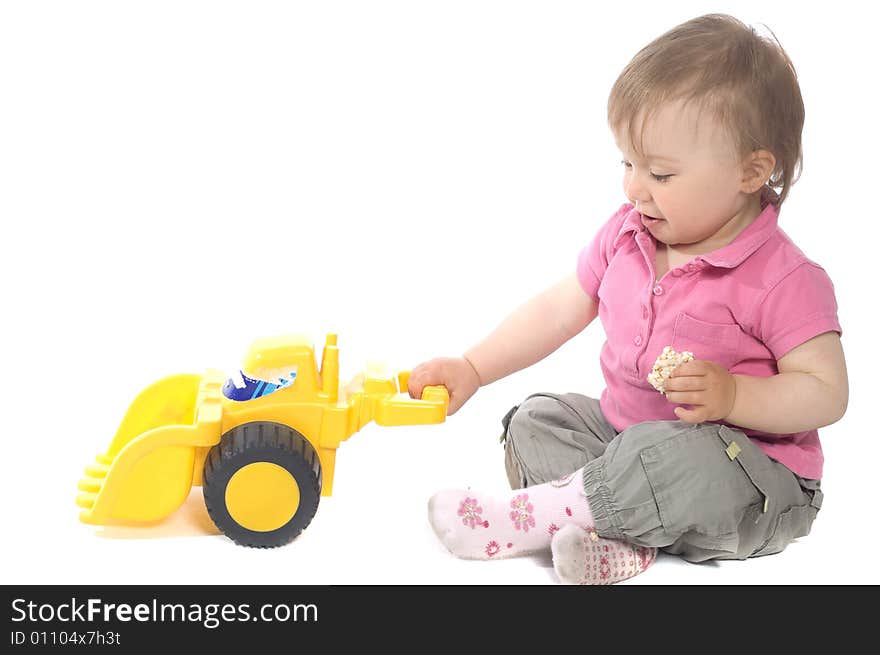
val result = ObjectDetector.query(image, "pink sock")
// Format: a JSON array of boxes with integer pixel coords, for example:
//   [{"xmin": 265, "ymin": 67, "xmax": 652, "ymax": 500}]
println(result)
[{"xmin": 427, "ymin": 469, "xmax": 593, "ymax": 559}]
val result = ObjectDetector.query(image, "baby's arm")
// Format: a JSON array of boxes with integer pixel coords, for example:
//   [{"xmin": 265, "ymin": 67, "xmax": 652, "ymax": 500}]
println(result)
[
  {"xmin": 408, "ymin": 273, "xmax": 598, "ymax": 414},
  {"xmin": 726, "ymin": 331, "xmax": 848, "ymax": 433},
  {"xmin": 463, "ymin": 273, "xmax": 598, "ymax": 386}
]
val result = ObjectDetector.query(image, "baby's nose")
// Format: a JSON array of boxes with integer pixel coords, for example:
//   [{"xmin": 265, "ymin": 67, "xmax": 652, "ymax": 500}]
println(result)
[{"xmin": 626, "ymin": 178, "xmax": 651, "ymax": 204}]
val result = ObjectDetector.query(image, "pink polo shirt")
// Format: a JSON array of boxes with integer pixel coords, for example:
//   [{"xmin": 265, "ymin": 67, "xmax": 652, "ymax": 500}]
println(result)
[{"xmin": 576, "ymin": 199, "xmax": 841, "ymax": 480}]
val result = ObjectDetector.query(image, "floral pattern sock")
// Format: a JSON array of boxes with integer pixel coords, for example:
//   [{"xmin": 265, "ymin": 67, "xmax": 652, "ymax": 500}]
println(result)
[
  {"xmin": 551, "ymin": 524, "xmax": 657, "ymax": 585},
  {"xmin": 427, "ymin": 469, "xmax": 594, "ymax": 560}
]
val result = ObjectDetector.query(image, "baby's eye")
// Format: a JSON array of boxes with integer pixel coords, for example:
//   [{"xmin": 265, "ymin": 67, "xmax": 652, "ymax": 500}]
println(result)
[
  {"xmin": 620, "ymin": 159, "xmax": 632, "ymax": 169},
  {"xmin": 651, "ymin": 173, "xmax": 672, "ymax": 183}
]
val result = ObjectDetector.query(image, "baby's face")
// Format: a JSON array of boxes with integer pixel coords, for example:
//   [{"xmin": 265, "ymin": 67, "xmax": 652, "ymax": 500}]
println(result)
[{"xmin": 614, "ymin": 99, "xmax": 756, "ymax": 253}]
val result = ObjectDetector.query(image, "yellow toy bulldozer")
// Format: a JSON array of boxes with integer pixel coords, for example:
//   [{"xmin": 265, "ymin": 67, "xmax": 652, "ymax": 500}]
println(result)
[{"xmin": 76, "ymin": 334, "xmax": 448, "ymax": 548}]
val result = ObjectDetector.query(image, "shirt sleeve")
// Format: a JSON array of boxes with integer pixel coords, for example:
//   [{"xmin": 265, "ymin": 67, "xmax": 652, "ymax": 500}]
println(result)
[
  {"xmin": 750, "ymin": 262, "xmax": 842, "ymax": 360},
  {"xmin": 576, "ymin": 203, "xmax": 633, "ymax": 302}
]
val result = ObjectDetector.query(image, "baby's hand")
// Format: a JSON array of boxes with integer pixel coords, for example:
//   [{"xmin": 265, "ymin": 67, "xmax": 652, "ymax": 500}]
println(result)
[
  {"xmin": 663, "ymin": 359, "xmax": 737, "ymax": 424},
  {"xmin": 407, "ymin": 356, "xmax": 481, "ymax": 415}
]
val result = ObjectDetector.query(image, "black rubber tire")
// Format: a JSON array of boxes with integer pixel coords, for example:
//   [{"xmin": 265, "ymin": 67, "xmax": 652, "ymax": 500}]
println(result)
[{"xmin": 203, "ymin": 421, "xmax": 322, "ymax": 548}]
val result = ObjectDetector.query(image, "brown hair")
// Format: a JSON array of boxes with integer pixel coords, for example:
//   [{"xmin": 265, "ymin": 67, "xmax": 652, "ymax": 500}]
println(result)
[{"xmin": 608, "ymin": 14, "xmax": 804, "ymax": 206}]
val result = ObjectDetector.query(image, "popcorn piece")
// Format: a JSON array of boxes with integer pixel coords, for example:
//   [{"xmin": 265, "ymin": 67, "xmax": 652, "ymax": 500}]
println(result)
[{"xmin": 647, "ymin": 346, "xmax": 694, "ymax": 393}]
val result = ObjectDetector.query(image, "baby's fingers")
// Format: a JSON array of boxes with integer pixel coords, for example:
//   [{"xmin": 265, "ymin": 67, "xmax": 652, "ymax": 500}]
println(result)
[
  {"xmin": 663, "ymin": 375, "xmax": 705, "ymax": 393},
  {"xmin": 673, "ymin": 405, "xmax": 707, "ymax": 423},
  {"xmin": 664, "ymin": 390, "xmax": 704, "ymax": 405},
  {"xmin": 669, "ymin": 360, "xmax": 705, "ymax": 378},
  {"xmin": 407, "ymin": 364, "xmax": 435, "ymax": 399}
]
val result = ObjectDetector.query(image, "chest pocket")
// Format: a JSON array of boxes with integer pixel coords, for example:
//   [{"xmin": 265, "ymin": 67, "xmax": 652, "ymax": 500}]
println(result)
[{"xmin": 671, "ymin": 312, "xmax": 741, "ymax": 369}]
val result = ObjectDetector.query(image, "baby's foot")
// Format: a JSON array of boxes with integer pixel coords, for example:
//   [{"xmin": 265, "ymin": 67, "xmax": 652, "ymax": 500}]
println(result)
[
  {"xmin": 551, "ymin": 524, "xmax": 657, "ymax": 585},
  {"xmin": 427, "ymin": 469, "xmax": 593, "ymax": 560}
]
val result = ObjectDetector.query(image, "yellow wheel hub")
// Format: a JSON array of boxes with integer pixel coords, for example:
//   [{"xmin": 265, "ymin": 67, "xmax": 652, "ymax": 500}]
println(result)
[{"xmin": 225, "ymin": 462, "xmax": 300, "ymax": 532}]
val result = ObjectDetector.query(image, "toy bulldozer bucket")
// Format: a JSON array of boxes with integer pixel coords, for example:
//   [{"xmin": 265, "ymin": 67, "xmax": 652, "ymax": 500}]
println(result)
[{"xmin": 76, "ymin": 371, "xmax": 225, "ymax": 525}]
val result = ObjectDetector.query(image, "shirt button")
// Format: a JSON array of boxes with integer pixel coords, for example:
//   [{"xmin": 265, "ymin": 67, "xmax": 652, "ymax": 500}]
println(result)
[
  {"xmin": 634, "ymin": 335, "xmax": 643, "ymax": 346},
  {"xmin": 642, "ymin": 306, "xmax": 648, "ymax": 319},
  {"xmin": 652, "ymin": 284, "xmax": 663, "ymax": 296}
]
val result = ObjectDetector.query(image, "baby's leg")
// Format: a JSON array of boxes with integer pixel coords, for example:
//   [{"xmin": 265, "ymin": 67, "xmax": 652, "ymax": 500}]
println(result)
[
  {"xmin": 430, "ymin": 394, "xmax": 619, "ymax": 560},
  {"xmin": 428, "ymin": 468, "xmax": 594, "ymax": 559},
  {"xmin": 502, "ymin": 393, "xmax": 617, "ymax": 488}
]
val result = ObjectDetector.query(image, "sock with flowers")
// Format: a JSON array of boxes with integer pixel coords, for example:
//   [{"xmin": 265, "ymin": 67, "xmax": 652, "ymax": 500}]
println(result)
[{"xmin": 427, "ymin": 468, "xmax": 593, "ymax": 559}]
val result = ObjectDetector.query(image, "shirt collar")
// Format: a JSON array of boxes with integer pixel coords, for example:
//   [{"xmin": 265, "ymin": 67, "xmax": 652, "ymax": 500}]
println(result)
[{"xmin": 613, "ymin": 190, "xmax": 780, "ymax": 269}]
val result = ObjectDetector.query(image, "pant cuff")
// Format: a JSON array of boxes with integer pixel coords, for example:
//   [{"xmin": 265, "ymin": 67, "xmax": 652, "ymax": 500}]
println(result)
[{"xmin": 582, "ymin": 458, "xmax": 624, "ymax": 541}]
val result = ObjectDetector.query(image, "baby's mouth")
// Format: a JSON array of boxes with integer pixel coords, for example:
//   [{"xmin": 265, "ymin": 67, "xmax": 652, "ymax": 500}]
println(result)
[
  {"xmin": 641, "ymin": 213, "xmax": 665, "ymax": 228},
  {"xmin": 636, "ymin": 206, "xmax": 662, "ymax": 220}
]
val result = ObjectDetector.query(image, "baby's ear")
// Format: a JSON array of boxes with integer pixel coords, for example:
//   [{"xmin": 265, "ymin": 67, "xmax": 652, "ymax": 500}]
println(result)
[{"xmin": 740, "ymin": 149, "xmax": 777, "ymax": 194}]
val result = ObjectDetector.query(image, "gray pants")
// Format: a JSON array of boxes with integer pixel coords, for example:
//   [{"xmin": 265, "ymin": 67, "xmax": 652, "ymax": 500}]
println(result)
[{"xmin": 501, "ymin": 393, "xmax": 823, "ymax": 562}]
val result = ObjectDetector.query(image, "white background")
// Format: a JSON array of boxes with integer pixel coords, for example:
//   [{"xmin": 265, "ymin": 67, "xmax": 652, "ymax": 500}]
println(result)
[{"xmin": 1, "ymin": 0, "xmax": 876, "ymax": 585}]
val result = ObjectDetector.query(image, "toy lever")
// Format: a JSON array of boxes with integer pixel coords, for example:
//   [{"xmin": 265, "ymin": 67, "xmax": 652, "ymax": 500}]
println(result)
[{"xmin": 372, "ymin": 372, "xmax": 449, "ymax": 426}]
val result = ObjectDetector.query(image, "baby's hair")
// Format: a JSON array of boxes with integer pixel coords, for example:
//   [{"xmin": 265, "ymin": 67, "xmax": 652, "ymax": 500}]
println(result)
[{"xmin": 608, "ymin": 14, "xmax": 804, "ymax": 206}]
